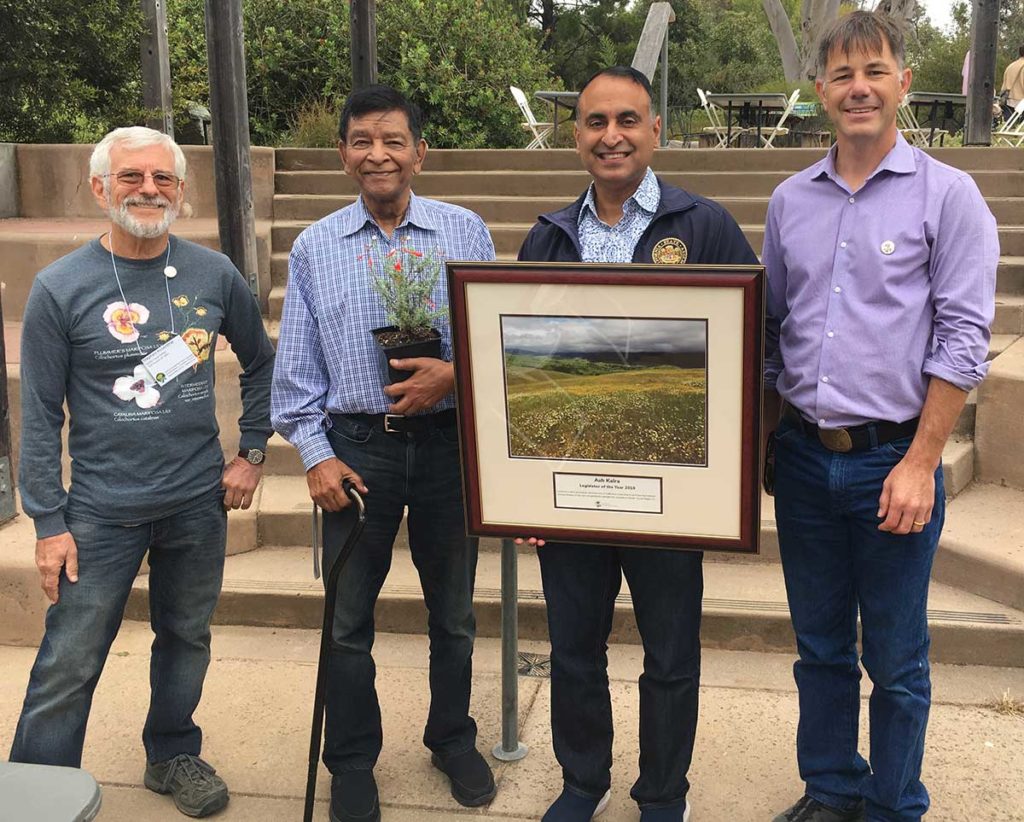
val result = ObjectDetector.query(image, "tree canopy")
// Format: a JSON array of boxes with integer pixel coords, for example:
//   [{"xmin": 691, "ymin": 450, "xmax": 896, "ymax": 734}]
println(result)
[{"xmin": 0, "ymin": 0, "xmax": 1010, "ymax": 146}]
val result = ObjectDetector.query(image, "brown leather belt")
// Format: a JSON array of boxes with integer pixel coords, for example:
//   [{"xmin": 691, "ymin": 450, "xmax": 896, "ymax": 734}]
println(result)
[
  {"xmin": 782, "ymin": 405, "xmax": 919, "ymax": 453},
  {"xmin": 332, "ymin": 409, "xmax": 458, "ymax": 438}
]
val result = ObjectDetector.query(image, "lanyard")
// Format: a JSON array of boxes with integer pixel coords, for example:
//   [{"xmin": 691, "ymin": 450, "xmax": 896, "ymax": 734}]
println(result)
[{"xmin": 107, "ymin": 234, "xmax": 175, "ymax": 357}]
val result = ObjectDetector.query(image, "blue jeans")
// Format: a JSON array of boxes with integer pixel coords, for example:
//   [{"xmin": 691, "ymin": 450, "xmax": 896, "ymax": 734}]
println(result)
[
  {"xmin": 9, "ymin": 491, "xmax": 227, "ymax": 767},
  {"xmin": 773, "ymin": 417, "xmax": 944, "ymax": 822},
  {"xmin": 539, "ymin": 541, "xmax": 702, "ymax": 811},
  {"xmin": 320, "ymin": 416, "xmax": 479, "ymax": 774}
]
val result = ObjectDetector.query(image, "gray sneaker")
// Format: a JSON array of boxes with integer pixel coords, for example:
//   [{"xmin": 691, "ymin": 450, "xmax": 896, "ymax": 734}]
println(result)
[
  {"xmin": 773, "ymin": 796, "xmax": 865, "ymax": 822},
  {"xmin": 144, "ymin": 754, "xmax": 229, "ymax": 818}
]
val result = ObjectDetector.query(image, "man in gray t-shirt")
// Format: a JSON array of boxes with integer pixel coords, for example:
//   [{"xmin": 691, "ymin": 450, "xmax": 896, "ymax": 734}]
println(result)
[{"xmin": 9, "ymin": 126, "xmax": 274, "ymax": 819}]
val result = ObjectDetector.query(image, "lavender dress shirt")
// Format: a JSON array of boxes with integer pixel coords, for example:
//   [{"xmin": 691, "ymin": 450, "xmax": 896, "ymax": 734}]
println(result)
[{"xmin": 762, "ymin": 134, "xmax": 998, "ymax": 428}]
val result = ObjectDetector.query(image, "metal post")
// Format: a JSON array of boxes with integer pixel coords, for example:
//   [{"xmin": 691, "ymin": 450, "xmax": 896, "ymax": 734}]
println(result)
[
  {"xmin": 965, "ymin": 0, "xmax": 1000, "ymax": 145},
  {"xmin": 203, "ymin": 1, "xmax": 261, "ymax": 301},
  {"xmin": 350, "ymin": 0, "xmax": 378, "ymax": 90},
  {"xmin": 140, "ymin": 0, "xmax": 174, "ymax": 137},
  {"xmin": 660, "ymin": 31, "xmax": 669, "ymax": 147},
  {"xmin": 492, "ymin": 538, "xmax": 528, "ymax": 762}
]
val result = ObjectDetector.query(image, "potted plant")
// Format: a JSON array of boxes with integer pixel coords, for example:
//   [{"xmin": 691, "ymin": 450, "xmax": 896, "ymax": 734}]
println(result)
[{"xmin": 367, "ymin": 240, "xmax": 447, "ymax": 384}]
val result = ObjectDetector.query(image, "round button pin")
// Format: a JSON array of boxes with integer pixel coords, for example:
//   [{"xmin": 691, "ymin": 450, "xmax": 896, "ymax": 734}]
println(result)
[
  {"xmin": 880, "ymin": 241, "xmax": 895, "ymax": 255},
  {"xmin": 164, "ymin": 265, "xmax": 177, "ymax": 278}
]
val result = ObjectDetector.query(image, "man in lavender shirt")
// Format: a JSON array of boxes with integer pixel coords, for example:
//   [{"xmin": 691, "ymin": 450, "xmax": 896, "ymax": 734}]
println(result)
[{"xmin": 762, "ymin": 12, "xmax": 997, "ymax": 822}]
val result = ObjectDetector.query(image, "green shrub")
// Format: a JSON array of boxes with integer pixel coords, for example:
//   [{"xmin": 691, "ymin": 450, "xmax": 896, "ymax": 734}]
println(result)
[{"xmin": 283, "ymin": 99, "xmax": 340, "ymax": 148}]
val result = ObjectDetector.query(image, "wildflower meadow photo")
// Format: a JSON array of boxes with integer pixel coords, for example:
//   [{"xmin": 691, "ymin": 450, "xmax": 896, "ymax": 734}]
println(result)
[{"xmin": 500, "ymin": 315, "xmax": 708, "ymax": 466}]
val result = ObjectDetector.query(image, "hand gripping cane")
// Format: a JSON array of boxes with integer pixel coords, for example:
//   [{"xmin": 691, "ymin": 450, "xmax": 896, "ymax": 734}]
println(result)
[{"xmin": 303, "ymin": 479, "xmax": 366, "ymax": 822}]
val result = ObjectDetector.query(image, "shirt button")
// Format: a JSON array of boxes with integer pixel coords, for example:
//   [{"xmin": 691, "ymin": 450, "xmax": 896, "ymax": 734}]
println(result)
[
  {"xmin": 840, "ymin": 241, "xmax": 848, "ymax": 248},
  {"xmin": 819, "ymin": 418, "xmax": 827, "ymax": 425},
  {"xmin": 821, "ymin": 376, "xmax": 829, "ymax": 383},
  {"xmin": 848, "ymin": 197, "xmax": 855, "ymax": 204},
  {"xmin": 834, "ymin": 286, "xmax": 842, "ymax": 293},
  {"xmin": 827, "ymin": 331, "xmax": 835, "ymax": 338}
]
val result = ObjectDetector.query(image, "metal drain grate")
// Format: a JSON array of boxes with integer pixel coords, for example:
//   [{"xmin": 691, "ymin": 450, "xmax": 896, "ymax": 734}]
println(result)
[{"xmin": 518, "ymin": 651, "xmax": 551, "ymax": 678}]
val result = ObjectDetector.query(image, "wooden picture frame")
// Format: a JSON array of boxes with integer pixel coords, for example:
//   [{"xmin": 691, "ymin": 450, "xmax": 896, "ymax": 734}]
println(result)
[{"xmin": 447, "ymin": 261, "xmax": 764, "ymax": 554}]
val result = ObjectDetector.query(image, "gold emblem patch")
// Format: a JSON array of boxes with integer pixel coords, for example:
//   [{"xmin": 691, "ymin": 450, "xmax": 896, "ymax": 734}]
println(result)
[{"xmin": 652, "ymin": 237, "xmax": 688, "ymax": 265}]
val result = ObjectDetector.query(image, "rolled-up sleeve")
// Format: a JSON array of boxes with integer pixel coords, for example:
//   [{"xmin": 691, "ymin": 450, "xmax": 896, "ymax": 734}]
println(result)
[{"xmin": 922, "ymin": 174, "xmax": 998, "ymax": 391}]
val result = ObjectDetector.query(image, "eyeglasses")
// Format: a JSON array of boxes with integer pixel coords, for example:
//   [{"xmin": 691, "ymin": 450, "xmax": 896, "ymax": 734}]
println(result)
[{"xmin": 106, "ymin": 170, "xmax": 181, "ymax": 189}]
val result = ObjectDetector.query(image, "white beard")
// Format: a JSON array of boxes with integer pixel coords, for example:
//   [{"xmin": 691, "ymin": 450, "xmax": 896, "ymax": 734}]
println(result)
[{"xmin": 107, "ymin": 193, "xmax": 180, "ymax": 239}]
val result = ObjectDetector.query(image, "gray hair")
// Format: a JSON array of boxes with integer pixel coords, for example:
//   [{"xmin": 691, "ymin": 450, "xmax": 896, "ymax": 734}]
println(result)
[
  {"xmin": 816, "ymin": 11, "xmax": 906, "ymax": 78},
  {"xmin": 89, "ymin": 127, "xmax": 187, "ymax": 186}
]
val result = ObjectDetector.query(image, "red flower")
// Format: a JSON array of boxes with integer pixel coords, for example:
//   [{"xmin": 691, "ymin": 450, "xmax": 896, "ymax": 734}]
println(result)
[
  {"xmin": 408, "ymin": 249, "xmax": 423, "ymax": 258},
  {"xmin": 394, "ymin": 262, "xmax": 402, "ymax": 272}
]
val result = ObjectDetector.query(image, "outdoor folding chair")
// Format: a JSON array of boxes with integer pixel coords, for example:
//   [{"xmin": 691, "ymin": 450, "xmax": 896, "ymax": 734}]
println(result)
[
  {"xmin": 697, "ymin": 88, "xmax": 743, "ymax": 148},
  {"xmin": 897, "ymin": 99, "xmax": 947, "ymax": 147},
  {"xmin": 994, "ymin": 99, "xmax": 1024, "ymax": 147},
  {"xmin": 510, "ymin": 86, "xmax": 553, "ymax": 150},
  {"xmin": 758, "ymin": 89, "xmax": 800, "ymax": 148}
]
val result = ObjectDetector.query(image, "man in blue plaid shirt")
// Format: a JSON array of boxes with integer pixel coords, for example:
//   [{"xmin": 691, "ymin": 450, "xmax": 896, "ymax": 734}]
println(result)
[{"xmin": 270, "ymin": 85, "xmax": 497, "ymax": 822}]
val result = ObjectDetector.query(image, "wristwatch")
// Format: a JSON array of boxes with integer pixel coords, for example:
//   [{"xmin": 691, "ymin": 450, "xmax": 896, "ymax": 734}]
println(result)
[{"xmin": 239, "ymin": 448, "xmax": 266, "ymax": 465}]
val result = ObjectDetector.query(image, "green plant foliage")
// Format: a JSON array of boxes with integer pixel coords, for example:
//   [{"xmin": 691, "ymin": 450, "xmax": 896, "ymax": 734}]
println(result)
[
  {"xmin": 367, "ymin": 241, "xmax": 447, "ymax": 336},
  {"xmin": 375, "ymin": 0, "xmax": 558, "ymax": 148},
  {"xmin": 283, "ymin": 99, "xmax": 340, "ymax": 149},
  {"xmin": 0, "ymin": 0, "xmax": 147, "ymax": 142}
]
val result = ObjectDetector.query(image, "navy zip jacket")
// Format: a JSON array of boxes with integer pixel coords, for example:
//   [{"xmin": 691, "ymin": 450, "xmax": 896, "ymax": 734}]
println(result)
[{"xmin": 517, "ymin": 176, "xmax": 759, "ymax": 266}]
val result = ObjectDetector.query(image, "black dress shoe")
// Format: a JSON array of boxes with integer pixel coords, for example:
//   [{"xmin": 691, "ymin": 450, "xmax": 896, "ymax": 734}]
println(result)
[
  {"xmin": 329, "ymin": 770, "xmax": 381, "ymax": 822},
  {"xmin": 430, "ymin": 748, "xmax": 496, "ymax": 807}
]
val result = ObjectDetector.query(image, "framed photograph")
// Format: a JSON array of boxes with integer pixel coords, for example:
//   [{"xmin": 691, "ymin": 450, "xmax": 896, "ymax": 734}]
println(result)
[{"xmin": 447, "ymin": 262, "xmax": 764, "ymax": 554}]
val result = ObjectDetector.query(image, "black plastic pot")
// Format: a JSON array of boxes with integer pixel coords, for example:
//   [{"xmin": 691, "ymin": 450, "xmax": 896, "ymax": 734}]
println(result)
[{"xmin": 370, "ymin": 325, "xmax": 443, "ymax": 384}]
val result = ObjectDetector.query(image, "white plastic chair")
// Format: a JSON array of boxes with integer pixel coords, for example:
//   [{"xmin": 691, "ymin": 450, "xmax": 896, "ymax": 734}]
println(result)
[
  {"xmin": 758, "ymin": 89, "xmax": 800, "ymax": 148},
  {"xmin": 697, "ymin": 88, "xmax": 743, "ymax": 148},
  {"xmin": 510, "ymin": 86, "xmax": 553, "ymax": 150},
  {"xmin": 994, "ymin": 99, "xmax": 1024, "ymax": 147}
]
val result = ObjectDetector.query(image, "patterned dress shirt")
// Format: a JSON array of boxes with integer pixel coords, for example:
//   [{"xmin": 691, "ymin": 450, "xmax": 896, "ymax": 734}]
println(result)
[
  {"xmin": 271, "ymin": 193, "xmax": 496, "ymax": 470},
  {"xmin": 577, "ymin": 167, "xmax": 660, "ymax": 263}
]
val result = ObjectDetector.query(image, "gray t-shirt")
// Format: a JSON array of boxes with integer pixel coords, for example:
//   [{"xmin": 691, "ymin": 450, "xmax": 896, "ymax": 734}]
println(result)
[{"xmin": 19, "ymin": 236, "xmax": 275, "ymax": 538}]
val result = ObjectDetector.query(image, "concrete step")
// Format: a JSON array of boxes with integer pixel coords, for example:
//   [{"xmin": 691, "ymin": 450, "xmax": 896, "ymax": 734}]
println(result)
[
  {"xmin": 270, "ymin": 217, "xmax": 1024, "ymax": 264},
  {"xmin": 274, "ymin": 145, "xmax": 1024, "ymax": 173},
  {"xmin": 273, "ymin": 169, "xmax": 1024, "ymax": 199},
  {"xmin": 123, "ymin": 542, "xmax": 1024, "ymax": 668},
  {"xmin": 993, "ymin": 293, "xmax": 1024, "ymax": 335},
  {"xmin": 935, "ymin": 481, "xmax": 1024, "ymax": 612},
  {"xmin": 0, "ymin": 218, "xmax": 273, "ymax": 322},
  {"xmin": 998, "ymin": 256, "xmax": 1024, "ymax": 294},
  {"xmin": 273, "ymin": 191, "xmax": 1024, "ymax": 229},
  {"xmin": 975, "ymin": 337, "xmax": 1024, "ymax": 489}
]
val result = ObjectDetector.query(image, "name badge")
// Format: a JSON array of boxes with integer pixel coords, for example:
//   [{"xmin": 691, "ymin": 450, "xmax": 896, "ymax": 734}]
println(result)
[{"xmin": 141, "ymin": 335, "xmax": 200, "ymax": 385}]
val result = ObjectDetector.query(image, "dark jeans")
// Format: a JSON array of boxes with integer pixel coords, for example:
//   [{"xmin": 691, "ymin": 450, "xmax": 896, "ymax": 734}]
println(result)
[
  {"xmin": 773, "ymin": 417, "xmax": 943, "ymax": 822},
  {"xmin": 9, "ymin": 491, "xmax": 227, "ymax": 767},
  {"xmin": 539, "ymin": 541, "xmax": 703, "ymax": 810},
  {"xmin": 320, "ymin": 415, "xmax": 479, "ymax": 774}
]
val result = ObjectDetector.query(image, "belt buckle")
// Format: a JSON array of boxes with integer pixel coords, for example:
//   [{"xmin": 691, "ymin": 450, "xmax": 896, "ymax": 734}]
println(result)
[
  {"xmin": 383, "ymin": 414, "xmax": 405, "ymax": 433},
  {"xmin": 818, "ymin": 427, "xmax": 853, "ymax": 453}
]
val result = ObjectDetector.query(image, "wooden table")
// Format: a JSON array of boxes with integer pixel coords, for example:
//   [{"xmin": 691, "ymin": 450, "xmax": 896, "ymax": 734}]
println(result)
[
  {"xmin": 705, "ymin": 92, "xmax": 790, "ymax": 147},
  {"xmin": 906, "ymin": 92, "xmax": 967, "ymax": 146},
  {"xmin": 534, "ymin": 90, "xmax": 579, "ymax": 147}
]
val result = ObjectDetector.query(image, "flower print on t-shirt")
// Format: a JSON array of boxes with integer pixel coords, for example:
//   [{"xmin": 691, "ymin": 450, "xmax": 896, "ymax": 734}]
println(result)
[
  {"xmin": 112, "ymin": 364, "xmax": 160, "ymax": 408},
  {"xmin": 103, "ymin": 301, "xmax": 149, "ymax": 343}
]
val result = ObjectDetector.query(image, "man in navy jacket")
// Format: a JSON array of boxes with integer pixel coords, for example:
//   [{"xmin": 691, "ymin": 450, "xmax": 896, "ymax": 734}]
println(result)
[{"xmin": 518, "ymin": 67, "xmax": 757, "ymax": 822}]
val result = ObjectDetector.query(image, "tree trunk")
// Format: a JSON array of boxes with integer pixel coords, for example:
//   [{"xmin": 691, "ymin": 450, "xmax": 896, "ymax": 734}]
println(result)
[
  {"xmin": 762, "ymin": 0, "xmax": 802, "ymax": 82},
  {"xmin": 875, "ymin": 0, "xmax": 919, "ymax": 23},
  {"xmin": 801, "ymin": 0, "xmax": 841, "ymax": 80}
]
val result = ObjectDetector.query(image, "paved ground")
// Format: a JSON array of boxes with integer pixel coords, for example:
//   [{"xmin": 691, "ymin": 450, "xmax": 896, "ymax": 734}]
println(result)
[{"xmin": 1, "ymin": 622, "xmax": 1022, "ymax": 821}]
